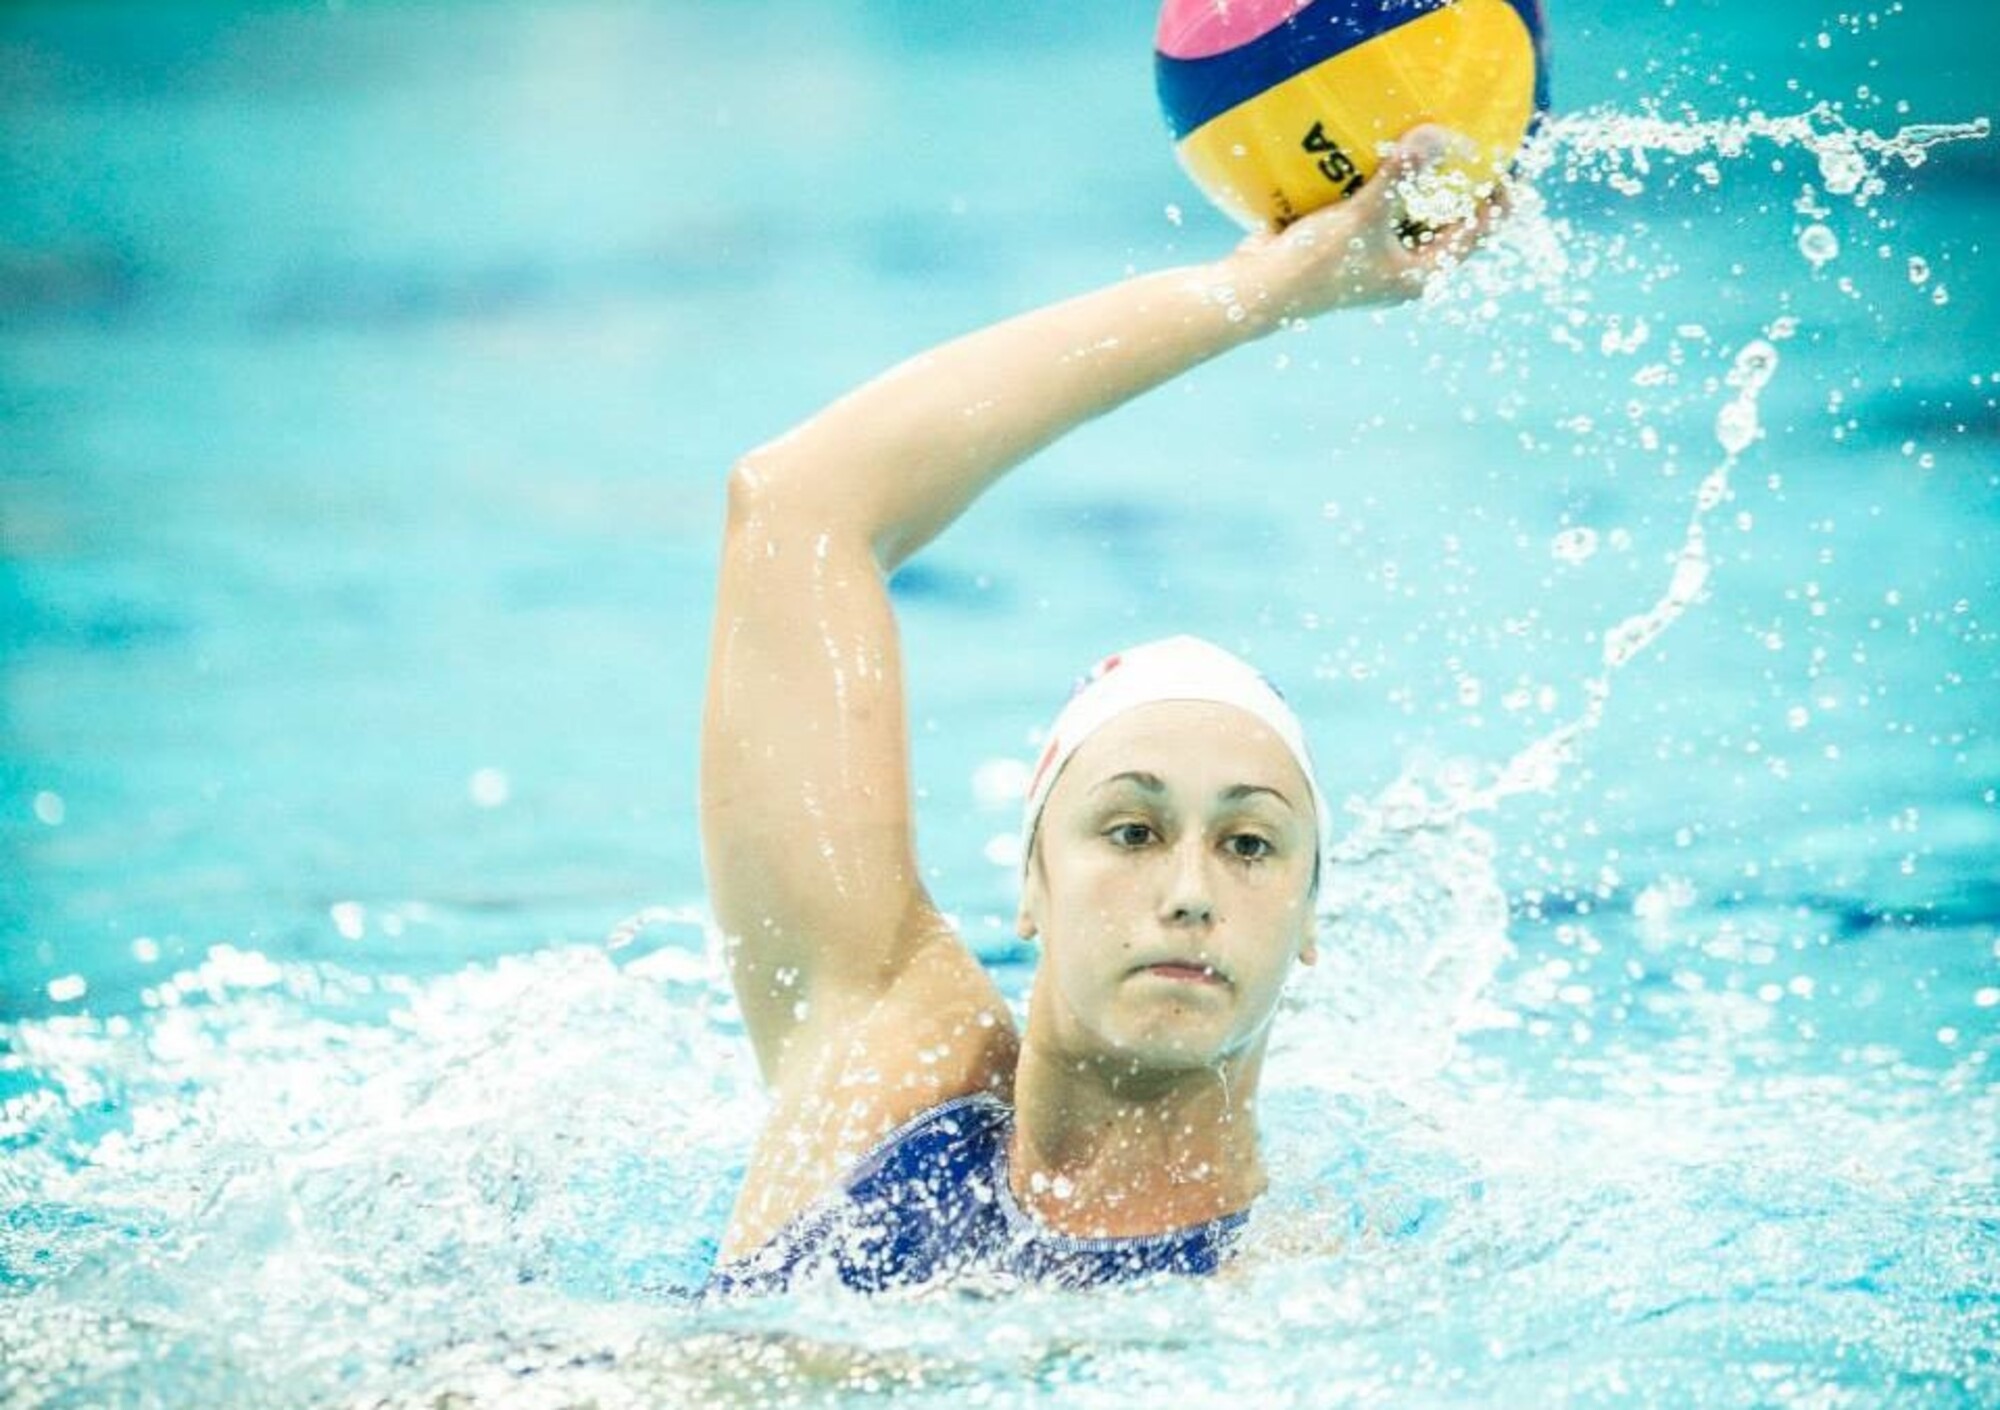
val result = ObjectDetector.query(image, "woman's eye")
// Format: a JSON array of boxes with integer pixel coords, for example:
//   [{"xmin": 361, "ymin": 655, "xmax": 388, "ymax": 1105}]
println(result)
[
  {"xmin": 1226, "ymin": 833, "xmax": 1274, "ymax": 861},
  {"xmin": 1107, "ymin": 822, "xmax": 1156, "ymax": 847}
]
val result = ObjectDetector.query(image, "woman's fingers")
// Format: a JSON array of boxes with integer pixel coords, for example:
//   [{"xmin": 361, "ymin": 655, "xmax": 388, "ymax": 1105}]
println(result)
[
  {"xmin": 1379, "ymin": 123, "xmax": 1461, "ymax": 190},
  {"xmin": 1425, "ymin": 177, "xmax": 1510, "ymax": 263},
  {"xmin": 1236, "ymin": 124, "xmax": 1511, "ymax": 317},
  {"xmin": 1382, "ymin": 126, "xmax": 1514, "ymax": 272}
]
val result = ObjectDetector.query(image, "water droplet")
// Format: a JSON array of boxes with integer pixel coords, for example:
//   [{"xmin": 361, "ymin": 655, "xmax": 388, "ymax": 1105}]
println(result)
[
  {"xmin": 330, "ymin": 901, "xmax": 367, "ymax": 941},
  {"xmin": 1716, "ymin": 398, "xmax": 1760, "ymax": 455},
  {"xmin": 47, "ymin": 974, "xmax": 87, "ymax": 1003},
  {"xmin": 973, "ymin": 757, "xmax": 1030, "ymax": 807},
  {"xmin": 32, "ymin": 790, "xmax": 65, "ymax": 826},
  {"xmin": 1907, "ymin": 254, "xmax": 1931, "ymax": 285},
  {"xmin": 1603, "ymin": 617, "xmax": 1650, "ymax": 668},
  {"xmin": 1729, "ymin": 339, "xmax": 1781, "ymax": 394},
  {"xmin": 468, "ymin": 767, "xmax": 510, "ymax": 808},
  {"xmin": 1552, "ymin": 527, "xmax": 1600, "ymax": 563},
  {"xmin": 1817, "ymin": 143, "xmax": 1868, "ymax": 195},
  {"xmin": 1668, "ymin": 551, "xmax": 1711, "ymax": 604},
  {"xmin": 1798, "ymin": 224, "xmax": 1840, "ymax": 268}
]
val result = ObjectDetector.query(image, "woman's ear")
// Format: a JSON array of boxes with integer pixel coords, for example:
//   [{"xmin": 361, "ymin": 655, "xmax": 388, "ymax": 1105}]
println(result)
[
  {"xmin": 1015, "ymin": 837, "xmax": 1044, "ymax": 941},
  {"xmin": 1298, "ymin": 904, "xmax": 1318, "ymax": 967},
  {"xmin": 1014, "ymin": 878, "xmax": 1042, "ymax": 941}
]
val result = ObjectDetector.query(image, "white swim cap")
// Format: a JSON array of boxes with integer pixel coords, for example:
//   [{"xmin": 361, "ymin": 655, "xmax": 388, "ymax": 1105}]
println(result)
[{"xmin": 1020, "ymin": 635, "xmax": 1331, "ymax": 875}]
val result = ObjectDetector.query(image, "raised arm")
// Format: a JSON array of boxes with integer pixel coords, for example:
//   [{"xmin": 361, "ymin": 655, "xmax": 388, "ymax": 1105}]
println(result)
[
  {"xmin": 702, "ymin": 131, "xmax": 1495, "ymax": 1242},
  {"xmin": 724, "ymin": 138, "xmax": 1486, "ymax": 581}
]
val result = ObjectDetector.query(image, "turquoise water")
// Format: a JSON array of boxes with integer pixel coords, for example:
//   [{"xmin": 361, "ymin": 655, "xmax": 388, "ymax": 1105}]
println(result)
[{"xmin": 3, "ymin": 0, "xmax": 1997, "ymax": 1404}]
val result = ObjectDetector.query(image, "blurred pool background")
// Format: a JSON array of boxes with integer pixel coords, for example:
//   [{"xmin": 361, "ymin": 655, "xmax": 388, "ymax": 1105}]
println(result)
[{"xmin": 2, "ymin": 1, "xmax": 1996, "ymax": 1405}]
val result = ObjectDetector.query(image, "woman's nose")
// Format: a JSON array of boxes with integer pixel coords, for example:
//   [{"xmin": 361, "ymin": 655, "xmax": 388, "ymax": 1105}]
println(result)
[{"xmin": 1159, "ymin": 840, "xmax": 1215, "ymax": 926}]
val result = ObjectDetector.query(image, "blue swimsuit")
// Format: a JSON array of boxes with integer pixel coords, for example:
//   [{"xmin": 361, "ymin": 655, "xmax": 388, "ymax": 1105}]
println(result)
[{"xmin": 704, "ymin": 1093, "xmax": 1248, "ymax": 1297}]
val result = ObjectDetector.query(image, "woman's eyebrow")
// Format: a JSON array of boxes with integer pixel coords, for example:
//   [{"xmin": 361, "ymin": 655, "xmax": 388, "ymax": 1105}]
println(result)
[
  {"xmin": 1220, "ymin": 783, "xmax": 1297, "ymax": 811},
  {"xmin": 1089, "ymin": 774, "xmax": 1295, "ymax": 812},
  {"xmin": 1089, "ymin": 770, "xmax": 1166, "ymax": 795}
]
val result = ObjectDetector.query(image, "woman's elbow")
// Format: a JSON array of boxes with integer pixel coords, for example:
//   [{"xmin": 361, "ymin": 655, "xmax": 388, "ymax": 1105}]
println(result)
[
  {"xmin": 721, "ymin": 452, "xmax": 803, "ymax": 554},
  {"xmin": 723, "ymin": 451, "xmax": 876, "ymax": 561},
  {"xmin": 723, "ymin": 450, "xmax": 786, "ymax": 527}
]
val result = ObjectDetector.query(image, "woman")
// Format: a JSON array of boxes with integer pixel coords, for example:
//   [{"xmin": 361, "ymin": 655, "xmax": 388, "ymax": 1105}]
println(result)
[{"xmin": 701, "ymin": 127, "xmax": 1503, "ymax": 1295}]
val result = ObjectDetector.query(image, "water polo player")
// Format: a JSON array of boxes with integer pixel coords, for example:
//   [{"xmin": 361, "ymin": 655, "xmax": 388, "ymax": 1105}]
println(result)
[{"xmin": 700, "ymin": 127, "xmax": 1506, "ymax": 1296}]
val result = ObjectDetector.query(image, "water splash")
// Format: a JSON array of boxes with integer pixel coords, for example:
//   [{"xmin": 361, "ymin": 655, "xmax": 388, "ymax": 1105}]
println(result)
[
  {"xmin": 0, "ymin": 941, "xmax": 762, "ymax": 1398},
  {"xmin": 1515, "ymin": 102, "xmax": 1990, "ymax": 199},
  {"xmin": 1290, "ymin": 101, "xmax": 1989, "ymax": 1090},
  {"xmin": 1294, "ymin": 315, "xmax": 1793, "ymax": 1091}
]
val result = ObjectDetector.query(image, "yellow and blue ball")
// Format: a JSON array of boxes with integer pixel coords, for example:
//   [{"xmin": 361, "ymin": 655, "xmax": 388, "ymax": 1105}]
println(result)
[{"xmin": 1156, "ymin": 0, "xmax": 1549, "ymax": 229}]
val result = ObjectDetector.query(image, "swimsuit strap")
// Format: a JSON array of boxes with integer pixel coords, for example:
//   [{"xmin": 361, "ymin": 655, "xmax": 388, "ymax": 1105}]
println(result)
[{"xmin": 705, "ymin": 1092, "xmax": 1248, "ymax": 1296}]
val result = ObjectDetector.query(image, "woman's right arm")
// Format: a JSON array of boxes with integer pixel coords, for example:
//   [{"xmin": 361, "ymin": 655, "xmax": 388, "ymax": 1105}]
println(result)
[{"xmin": 701, "ymin": 130, "xmax": 1499, "ymax": 1248}]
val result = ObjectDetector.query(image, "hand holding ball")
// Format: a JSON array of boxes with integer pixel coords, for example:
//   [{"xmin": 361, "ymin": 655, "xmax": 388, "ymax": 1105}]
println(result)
[{"xmin": 1156, "ymin": 0, "xmax": 1549, "ymax": 229}]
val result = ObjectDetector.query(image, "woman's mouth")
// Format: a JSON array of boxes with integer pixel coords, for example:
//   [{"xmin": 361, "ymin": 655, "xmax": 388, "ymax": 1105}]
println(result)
[{"xmin": 1137, "ymin": 961, "xmax": 1230, "ymax": 987}]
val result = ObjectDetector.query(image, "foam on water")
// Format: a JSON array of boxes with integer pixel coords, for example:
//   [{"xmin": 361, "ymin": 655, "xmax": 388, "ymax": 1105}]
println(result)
[{"xmin": 3, "ymin": 937, "xmax": 1993, "ymax": 1405}]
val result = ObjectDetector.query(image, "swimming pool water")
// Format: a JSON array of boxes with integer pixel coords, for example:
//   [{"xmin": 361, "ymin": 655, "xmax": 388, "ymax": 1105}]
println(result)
[{"xmin": 3, "ymin": 1, "xmax": 1996, "ymax": 1404}]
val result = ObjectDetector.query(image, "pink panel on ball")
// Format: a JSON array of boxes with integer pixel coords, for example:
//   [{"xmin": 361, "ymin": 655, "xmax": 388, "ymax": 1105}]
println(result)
[{"xmin": 1155, "ymin": 0, "xmax": 1316, "ymax": 60}]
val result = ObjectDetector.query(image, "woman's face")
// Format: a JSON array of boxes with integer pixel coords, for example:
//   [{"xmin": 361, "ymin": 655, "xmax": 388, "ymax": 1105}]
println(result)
[{"xmin": 1017, "ymin": 700, "xmax": 1319, "ymax": 1073}]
